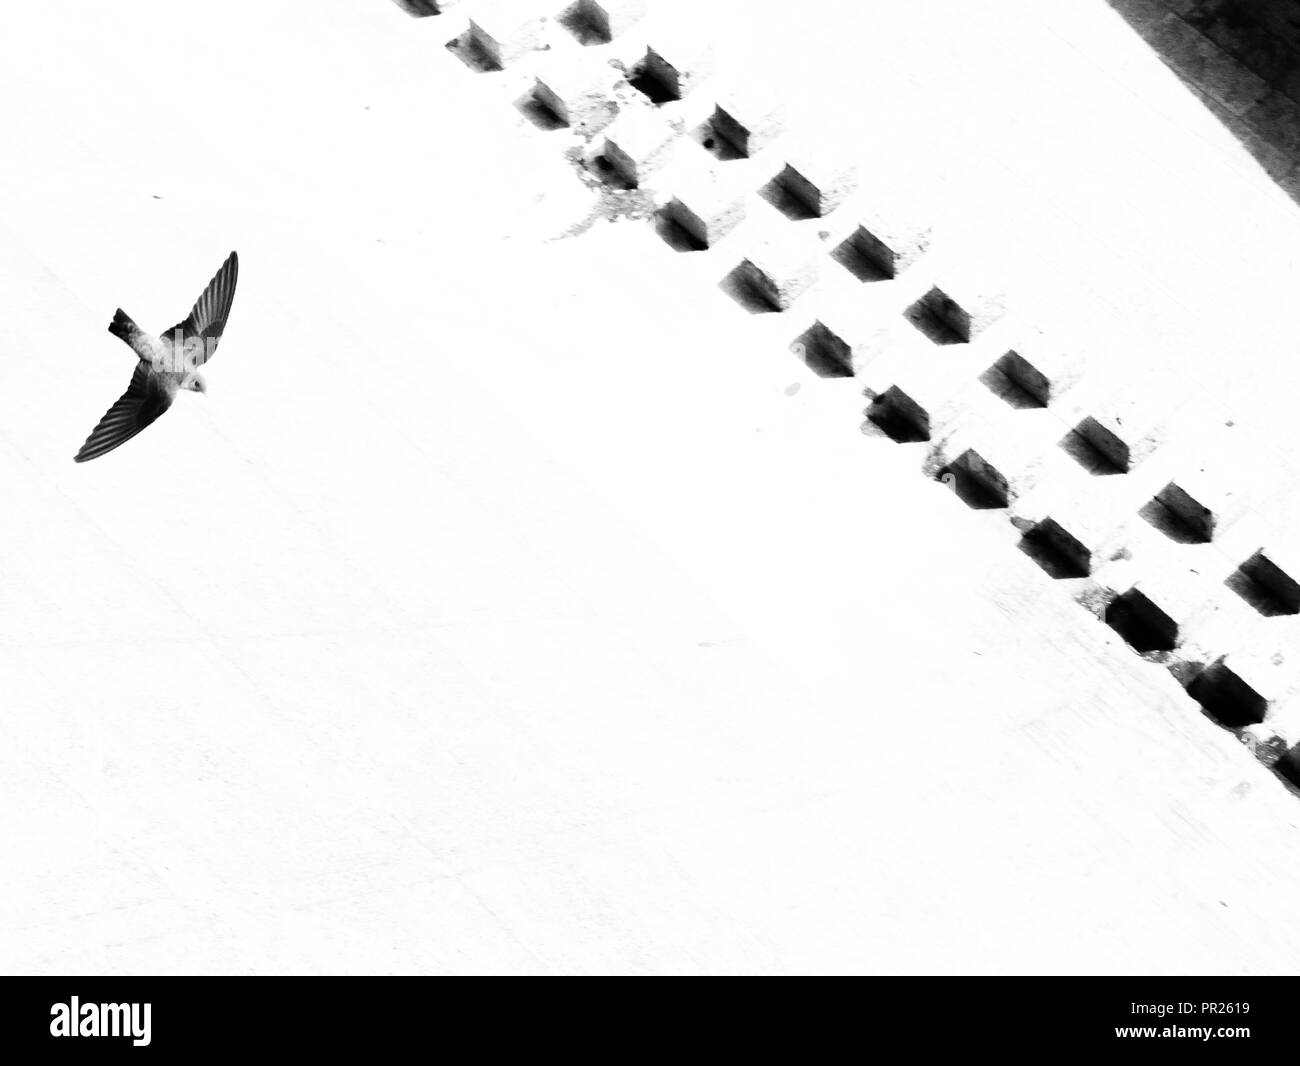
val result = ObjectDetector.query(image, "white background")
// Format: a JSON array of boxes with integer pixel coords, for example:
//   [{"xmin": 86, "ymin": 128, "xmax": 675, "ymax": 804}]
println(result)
[{"xmin": 2, "ymin": 0, "xmax": 1300, "ymax": 974}]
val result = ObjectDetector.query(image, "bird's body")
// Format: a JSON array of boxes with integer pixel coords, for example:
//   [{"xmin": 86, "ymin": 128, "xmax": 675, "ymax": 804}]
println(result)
[
  {"xmin": 111, "ymin": 315, "xmax": 176, "ymax": 375},
  {"xmin": 74, "ymin": 251, "xmax": 239, "ymax": 463}
]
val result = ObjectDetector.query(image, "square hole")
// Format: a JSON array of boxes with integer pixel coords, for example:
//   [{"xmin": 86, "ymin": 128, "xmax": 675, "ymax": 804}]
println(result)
[
  {"xmin": 1226, "ymin": 551, "xmax": 1300, "ymax": 616},
  {"xmin": 1105, "ymin": 588, "xmax": 1178, "ymax": 653},
  {"xmin": 1139, "ymin": 483, "xmax": 1215, "ymax": 544},
  {"xmin": 393, "ymin": 0, "xmax": 447, "ymax": 14},
  {"xmin": 937, "ymin": 449, "xmax": 1009, "ymax": 510},
  {"xmin": 830, "ymin": 226, "xmax": 893, "ymax": 283},
  {"xmin": 515, "ymin": 90, "xmax": 568, "ymax": 130},
  {"xmin": 718, "ymin": 263, "xmax": 779, "ymax": 315},
  {"xmin": 1188, "ymin": 658, "xmax": 1270, "ymax": 729},
  {"xmin": 627, "ymin": 51, "xmax": 682, "ymax": 105},
  {"xmin": 758, "ymin": 167, "xmax": 820, "ymax": 221},
  {"xmin": 446, "ymin": 31, "xmax": 503, "ymax": 73},
  {"xmin": 691, "ymin": 119, "xmax": 747, "ymax": 161},
  {"xmin": 980, "ymin": 351, "xmax": 1049, "ymax": 409},
  {"xmin": 792, "ymin": 323, "xmax": 854, "ymax": 379},
  {"xmin": 903, "ymin": 290, "xmax": 965, "ymax": 345},
  {"xmin": 866, "ymin": 386, "xmax": 929, "ymax": 443},
  {"xmin": 653, "ymin": 210, "xmax": 706, "ymax": 252},
  {"xmin": 1019, "ymin": 518, "xmax": 1091, "ymax": 578},
  {"xmin": 1060, "ymin": 417, "xmax": 1128, "ymax": 475},
  {"xmin": 559, "ymin": 1, "xmax": 611, "ymax": 45},
  {"xmin": 709, "ymin": 102, "xmax": 780, "ymax": 159},
  {"xmin": 1275, "ymin": 743, "xmax": 1300, "ymax": 790}
]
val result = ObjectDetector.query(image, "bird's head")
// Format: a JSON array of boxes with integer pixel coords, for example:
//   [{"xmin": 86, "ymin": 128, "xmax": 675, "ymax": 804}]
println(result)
[{"xmin": 183, "ymin": 373, "xmax": 208, "ymax": 395}]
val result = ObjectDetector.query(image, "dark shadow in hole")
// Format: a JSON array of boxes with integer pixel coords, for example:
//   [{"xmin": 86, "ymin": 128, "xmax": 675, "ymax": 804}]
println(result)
[
  {"xmin": 1138, "ymin": 497, "xmax": 1211, "ymax": 545},
  {"xmin": 1019, "ymin": 519, "xmax": 1091, "ymax": 579},
  {"xmin": 981, "ymin": 351, "xmax": 1050, "ymax": 408},
  {"xmin": 865, "ymin": 387, "xmax": 929, "ymax": 443},
  {"xmin": 514, "ymin": 92, "xmax": 567, "ymax": 130},
  {"xmin": 653, "ymin": 213, "xmax": 705, "ymax": 253},
  {"xmin": 1103, "ymin": 0, "xmax": 1300, "ymax": 208},
  {"xmin": 991, "ymin": 351, "xmax": 1052, "ymax": 408},
  {"xmin": 830, "ymin": 234, "xmax": 891, "ymax": 283},
  {"xmin": 446, "ymin": 33, "xmax": 501, "ymax": 73},
  {"xmin": 1225, "ymin": 551, "xmax": 1300, "ymax": 616},
  {"xmin": 758, "ymin": 172, "xmax": 818, "ymax": 221},
  {"xmin": 627, "ymin": 63, "xmax": 676, "ymax": 105},
  {"xmin": 1274, "ymin": 744, "xmax": 1300, "ymax": 792},
  {"xmin": 718, "ymin": 265, "xmax": 779, "ymax": 314},
  {"xmin": 979, "ymin": 365, "xmax": 1044, "ymax": 409},
  {"xmin": 1188, "ymin": 659, "xmax": 1269, "ymax": 730},
  {"xmin": 935, "ymin": 452, "xmax": 1009, "ymax": 510},
  {"xmin": 902, "ymin": 297, "xmax": 965, "ymax": 345},
  {"xmin": 558, "ymin": 3, "xmax": 610, "ymax": 45},
  {"xmin": 1153, "ymin": 483, "xmax": 1214, "ymax": 543},
  {"xmin": 1059, "ymin": 420, "xmax": 1127, "ymax": 475},
  {"xmin": 392, "ymin": 0, "xmax": 449, "ymax": 15},
  {"xmin": 1225, "ymin": 569, "xmax": 1292, "ymax": 616},
  {"xmin": 690, "ymin": 120, "xmax": 746, "ymax": 161},
  {"xmin": 1105, "ymin": 589, "xmax": 1178, "ymax": 653},
  {"xmin": 799, "ymin": 350, "xmax": 853, "ymax": 378},
  {"xmin": 792, "ymin": 325, "xmax": 853, "ymax": 379},
  {"xmin": 587, "ymin": 153, "xmax": 633, "ymax": 190}
]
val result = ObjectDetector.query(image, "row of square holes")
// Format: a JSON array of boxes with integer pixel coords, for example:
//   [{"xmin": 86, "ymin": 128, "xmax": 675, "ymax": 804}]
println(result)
[
  {"xmin": 867, "ymin": 344, "xmax": 1300, "ymax": 614},
  {"xmin": 607, "ymin": 23, "xmax": 1300, "ymax": 756},
  {"xmin": 860, "ymin": 296, "xmax": 1300, "ymax": 756},
  {"xmin": 438, "ymin": 0, "xmax": 1300, "ymax": 785},
  {"xmin": 628, "ymin": 53, "xmax": 1300, "ymax": 678}
]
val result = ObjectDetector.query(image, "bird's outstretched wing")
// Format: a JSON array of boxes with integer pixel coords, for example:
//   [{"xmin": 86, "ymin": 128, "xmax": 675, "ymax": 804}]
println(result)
[
  {"xmin": 166, "ymin": 250, "xmax": 239, "ymax": 367},
  {"xmin": 73, "ymin": 362, "xmax": 175, "ymax": 463}
]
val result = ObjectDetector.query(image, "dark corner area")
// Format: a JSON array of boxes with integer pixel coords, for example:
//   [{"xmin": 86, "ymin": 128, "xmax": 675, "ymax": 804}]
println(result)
[{"xmin": 1105, "ymin": 0, "xmax": 1300, "ymax": 202}]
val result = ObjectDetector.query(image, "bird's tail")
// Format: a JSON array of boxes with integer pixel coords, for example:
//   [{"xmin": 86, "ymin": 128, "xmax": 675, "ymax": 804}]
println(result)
[{"xmin": 108, "ymin": 308, "xmax": 140, "ymax": 346}]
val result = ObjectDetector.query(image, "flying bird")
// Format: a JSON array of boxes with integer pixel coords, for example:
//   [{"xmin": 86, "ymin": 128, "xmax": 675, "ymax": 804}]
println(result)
[{"xmin": 74, "ymin": 250, "xmax": 239, "ymax": 463}]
